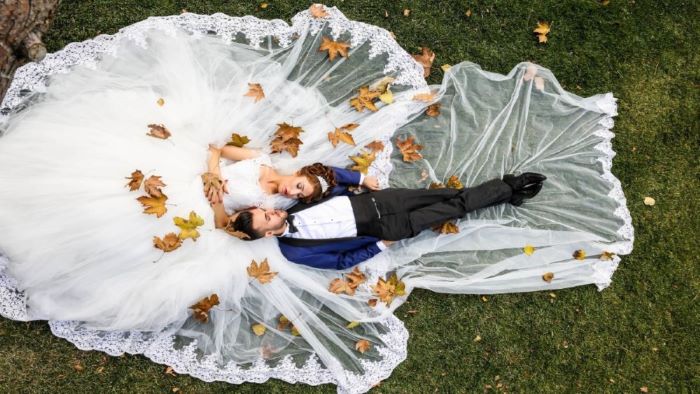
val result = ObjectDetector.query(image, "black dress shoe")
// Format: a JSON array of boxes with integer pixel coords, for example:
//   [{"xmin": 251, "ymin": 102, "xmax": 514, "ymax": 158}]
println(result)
[
  {"xmin": 510, "ymin": 183, "xmax": 543, "ymax": 206},
  {"xmin": 503, "ymin": 172, "xmax": 547, "ymax": 191}
]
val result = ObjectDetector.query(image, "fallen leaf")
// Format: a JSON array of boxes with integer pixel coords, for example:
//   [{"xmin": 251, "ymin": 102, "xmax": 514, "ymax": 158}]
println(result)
[
  {"xmin": 412, "ymin": 47, "xmax": 435, "ymax": 77},
  {"xmin": 465, "ymin": 9, "xmax": 472, "ymax": 17},
  {"xmin": 542, "ymin": 272, "xmax": 554, "ymax": 283},
  {"xmin": 349, "ymin": 150, "xmax": 376, "ymax": 174},
  {"xmin": 371, "ymin": 273, "xmax": 406, "ymax": 306},
  {"xmin": 153, "ymin": 233, "xmax": 182, "ymax": 253},
  {"xmin": 125, "ymin": 170, "xmax": 144, "ymax": 191},
  {"xmin": 290, "ymin": 325, "xmax": 300, "ymax": 336},
  {"xmin": 189, "ymin": 293, "xmax": 219, "ymax": 323},
  {"xmin": 474, "ymin": 335, "xmax": 482, "ymax": 342},
  {"xmin": 329, "ymin": 278, "xmax": 355, "ymax": 296},
  {"xmin": 252, "ymin": 323, "xmax": 267, "ymax": 336},
  {"xmin": 309, "ymin": 3, "xmax": 329, "ymax": 18},
  {"xmin": 441, "ymin": 64, "xmax": 452, "ymax": 72},
  {"xmin": 523, "ymin": 245, "xmax": 535, "ymax": 256},
  {"xmin": 430, "ymin": 181, "xmax": 445, "ymax": 189},
  {"xmin": 355, "ymin": 339, "xmax": 371, "ymax": 353},
  {"xmin": 433, "ymin": 221, "xmax": 459, "ymax": 234},
  {"xmin": 364, "ymin": 140, "xmax": 385, "ymax": 153},
  {"xmin": 244, "ymin": 83, "xmax": 265, "ymax": 102},
  {"xmin": 369, "ymin": 76, "xmax": 395, "ymax": 94},
  {"xmin": 573, "ymin": 249, "xmax": 586, "ymax": 260},
  {"xmin": 640, "ymin": 387, "xmax": 648, "ymax": 393},
  {"xmin": 481, "ymin": 296, "xmax": 488, "ymax": 302},
  {"xmin": 259, "ymin": 3, "xmax": 268, "ymax": 9},
  {"xmin": 164, "ymin": 366, "xmax": 177, "ymax": 376},
  {"xmin": 600, "ymin": 251, "xmax": 616, "ymax": 261},
  {"xmin": 137, "ymin": 193, "xmax": 168, "ymax": 218},
  {"xmin": 319, "ymin": 36, "xmax": 350, "ymax": 62},
  {"xmin": 146, "ymin": 123, "xmax": 171, "ymax": 139},
  {"xmin": 144, "ymin": 175, "xmax": 166, "ymax": 197},
  {"xmin": 226, "ymin": 132, "xmax": 251, "ymax": 147},
  {"xmin": 270, "ymin": 122, "xmax": 304, "ymax": 157},
  {"xmin": 273, "ymin": 122, "xmax": 304, "ymax": 140},
  {"xmin": 412, "ymin": 91, "xmax": 437, "ymax": 102},
  {"xmin": 72, "ymin": 361, "xmax": 84, "ymax": 372},
  {"xmin": 396, "ymin": 135, "xmax": 423, "ymax": 162},
  {"xmin": 643, "ymin": 196, "xmax": 656, "ymax": 206},
  {"xmin": 345, "ymin": 266, "xmax": 367, "ymax": 289},
  {"xmin": 156, "ymin": 98, "xmax": 165, "ymax": 106},
  {"xmin": 534, "ymin": 21, "xmax": 552, "ymax": 43},
  {"xmin": 346, "ymin": 321, "xmax": 360, "ymax": 329},
  {"xmin": 328, "ymin": 123, "xmax": 359, "ymax": 147},
  {"xmin": 403, "ymin": 8, "xmax": 411, "ymax": 17},
  {"xmin": 425, "ymin": 103, "xmax": 441, "ymax": 117},
  {"xmin": 368, "ymin": 299, "xmax": 378, "ymax": 307},
  {"xmin": 350, "ymin": 86, "xmax": 381, "ymax": 112},
  {"xmin": 278, "ymin": 315, "xmax": 291, "ymax": 330},
  {"xmin": 247, "ymin": 258, "xmax": 278, "ymax": 284},
  {"xmin": 446, "ymin": 175, "xmax": 463, "ymax": 189},
  {"xmin": 379, "ymin": 87, "xmax": 394, "ymax": 104},
  {"xmin": 174, "ymin": 211, "xmax": 205, "ymax": 241}
]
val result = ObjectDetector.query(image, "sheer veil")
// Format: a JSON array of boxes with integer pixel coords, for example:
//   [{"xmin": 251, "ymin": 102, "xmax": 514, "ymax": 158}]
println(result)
[{"xmin": 0, "ymin": 7, "xmax": 633, "ymax": 393}]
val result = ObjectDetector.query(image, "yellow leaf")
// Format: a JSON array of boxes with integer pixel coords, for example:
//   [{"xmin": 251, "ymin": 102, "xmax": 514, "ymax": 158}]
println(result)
[
  {"xmin": 226, "ymin": 132, "xmax": 251, "ymax": 147},
  {"xmin": 137, "ymin": 193, "xmax": 168, "ymax": 218},
  {"xmin": 278, "ymin": 315, "xmax": 291, "ymax": 330},
  {"xmin": 349, "ymin": 86, "xmax": 381, "ymax": 112},
  {"xmin": 441, "ymin": 64, "xmax": 452, "ymax": 72},
  {"xmin": 290, "ymin": 325, "xmax": 300, "ymax": 336},
  {"xmin": 412, "ymin": 92, "xmax": 437, "ymax": 102},
  {"xmin": 346, "ymin": 321, "xmax": 360, "ymax": 329},
  {"xmin": 473, "ymin": 335, "xmax": 481, "ymax": 342},
  {"xmin": 465, "ymin": 9, "xmax": 472, "ymax": 17},
  {"xmin": 355, "ymin": 339, "xmax": 371, "ymax": 353},
  {"xmin": 318, "ymin": 36, "xmax": 350, "ymax": 62},
  {"xmin": 542, "ymin": 272, "xmax": 554, "ymax": 283},
  {"xmin": 349, "ymin": 150, "xmax": 376, "ymax": 174},
  {"xmin": 600, "ymin": 251, "xmax": 616, "ymax": 261},
  {"xmin": 174, "ymin": 211, "xmax": 205, "ymax": 241},
  {"xmin": 345, "ymin": 267, "xmax": 367, "ymax": 289},
  {"xmin": 523, "ymin": 245, "xmax": 535, "ymax": 256},
  {"xmin": 156, "ymin": 97, "xmax": 165, "ymax": 106},
  {"xmin": 534, "ymin": 21, "xmax": 552, "ymax": 44},
  {"xmin": 252, "ymin": 323, "xmax": 266, "ymax": 336},
  {"xmin": 379, "ymin": 87, "xmax": 394, "ymax": 104},
  {"xmin": 643, "ymin": 196, "xmax": 655, "ymax": 206},
  {"xmin": 247, "ymin": 258, "xmax": 278, "ymax": 284},
  {"xmin": 573, "ymin": 249, "xmax": 586, "ymax": 260},
  {"xmin": 259, "ymin": 2, "xmax": 268, "ymax": 9}
]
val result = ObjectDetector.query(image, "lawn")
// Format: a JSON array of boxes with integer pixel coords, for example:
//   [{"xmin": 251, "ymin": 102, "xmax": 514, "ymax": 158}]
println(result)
[{"xmin": 0, "ymin": 0, "xmax": 697, "ymax": 392}]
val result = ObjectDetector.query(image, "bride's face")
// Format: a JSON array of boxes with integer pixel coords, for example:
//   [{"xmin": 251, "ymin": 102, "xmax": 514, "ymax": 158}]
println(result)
[
  {"xmin": 279, "ymin": 175, "xmax": 314, "ymax": 200},
  {"xmin": 251, "ymin": 208, "xmax": 288, "ymax": 237}
]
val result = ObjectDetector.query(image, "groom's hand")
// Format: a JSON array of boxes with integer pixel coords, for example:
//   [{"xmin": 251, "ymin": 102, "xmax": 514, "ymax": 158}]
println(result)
[
  {"xmin": 381, "ymin": 240, "xmax": 396, "ymax": 247},
  {"xmin": 362, "ymin": 176, "xmax": 380, "ymax": 191}
]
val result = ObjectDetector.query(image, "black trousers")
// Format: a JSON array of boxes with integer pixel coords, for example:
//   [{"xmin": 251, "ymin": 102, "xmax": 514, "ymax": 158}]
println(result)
[{"xmin": 349, "ymin": 179, "xmax": 512, "ymax": 241}]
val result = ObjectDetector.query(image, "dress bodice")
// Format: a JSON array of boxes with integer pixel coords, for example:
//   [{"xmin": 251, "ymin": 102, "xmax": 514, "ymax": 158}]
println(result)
[{"xmin": 219, "ymin": 153, "xmax": 296, "ymax": 213}]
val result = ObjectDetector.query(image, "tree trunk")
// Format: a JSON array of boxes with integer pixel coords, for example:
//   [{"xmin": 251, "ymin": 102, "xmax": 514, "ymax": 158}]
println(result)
[{"xmin": 0, "ymin": 0, "xmax": 60, "ymax": 104}]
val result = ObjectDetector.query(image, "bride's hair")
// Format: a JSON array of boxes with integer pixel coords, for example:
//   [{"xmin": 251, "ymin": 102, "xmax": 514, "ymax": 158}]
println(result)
[{"xmin": 297, "ymin": 163, "xmax": 337, "ymax": 203}]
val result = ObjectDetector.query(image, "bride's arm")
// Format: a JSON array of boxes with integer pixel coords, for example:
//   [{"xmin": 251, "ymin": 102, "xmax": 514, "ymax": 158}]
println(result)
[{"xmin": 215, "ymin": 144, "xmax": 261, "ymax": 162}]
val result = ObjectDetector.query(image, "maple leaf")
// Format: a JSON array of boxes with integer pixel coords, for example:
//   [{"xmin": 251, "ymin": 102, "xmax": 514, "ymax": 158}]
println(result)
[
  {"xmin": 270, "ymin": 122, "xmax": 304, "ymax": 157},
  {"xmin": 251, "ymin": 323, "xmax": 266, "ymax": 336},
  {"xmin": 137, "ymin": 193, "xmax": 168, "ymax": 218},
  {"xmin": 523, "ymin": 245, "xmax": 535, "ymax": 256},
  {"xmin": 542, "ymin": 272, "xmax": 554, "ymax": 283},
  {"xmin": 396, "ymin": 135, "xmax": 423, "ymax": 162},
  {"xmin": 156, "ymin": 98, "xmax": 165, "ymax": 106},
  {"xmin": 144, "ymin": 175, "xmax": 166, "ymax": 198},
  {"xmin": 367, "ymin": 299, "xmax": 378, "ymax": 307},
  {"xmin": 432, "ymin": 221, "xmax": 459, "ymax": 234},
  {"xmin": 278, "ymin": 315, "xmax": 291, "ymax": 330},
  {"xmin": 430, "ymin": 181, "xmax": 445, "ymax": 189},
  {"xmin": 412, "ymin": 92, "xmax": 437, "ymax": 102},
  {"xmin": 318, "ymin": 36, "xmax": 350, "ymax": 62},
  {"xmin": 388, "ymin": 272, "xmax": 406, "ymax": 296},
  {"xmin": 290, "ymin": 325, "xmax": 300, "ymax": 336},
  {"xmin": 225, "ymin": 132, "xmax": 251, "ymax": 147},
  {"xmin": 446, "ymin": 175, "xmax": 463, "ymax": 189},
  {"xmin": 600, "ymin": 251, "xmax": 616, "ymax": 261},
  {"xmin": 371, "ymin": 273, "xmax": 406, "ymax": 306},
  {"xmin": 426, "ymin": 103, "xmax": 441, "ymax": 117},
  {"xmin": 189, "ymin": 293, "xmax": 219, "ymax": 323},
  {"xmin": 309, "ymin": 3, "xmax": 328, "ymax": 18},
  {"xmin": 534, "ymin": 21, "xmax": 551, "ymax": 43},
  {"xmin": 146, "ymin": 123, "xmax": 171, "ymax": 139},
  {"xmin": 174, "ymin": 211, "xmax": 205, "ymax": 241},
  {"xmin": 153, "ymin": 232, "xmax": 182, "ymax": 253},
  {"xmin": 355, "ymin": 339, "xmax": 371, "ymax": 354},
  {"xmin": 244, "ymin": 83, "xmax": 265, "ymax": 103},
  {"xmin": 379, "ymin": 87, "xmax": 394, "ymax": 104},
  {"xmin": 328, "ymin": 123, "xmax": 359, "ymax": 147},
  {"xmin": 273, "ymin": 122, "xmax": 304, "ymax": 140},
  {"xmin": 369, "ymin": 76, "xmax": 395, "ymax": 94},
  {"xmin": 364, "ymin": 140, "xmax": 385, "ymax": 153},
  {"xmin": 349, "ymin": 86, "xmax": 381, "ymax": 112},
  {"xmin": 247, "ymin": 258, "xmax": 278, "ymax": 284},
  {"xmin": 329, "ymin": 278, "xmax": 355, "ymax": 296},
  {"xmin": 573, "ymin": 249, "xmax": 586, "ymax": 260},
  {"xmin": 412, "ymin": 47, "xmax": 435, "ymax": 78},
  {"xmin": 345, "ymin": 267, "xmax": 366, "ymax": 289},
  {"xmin": 125, "ymin": 170, "xmax": 144, "ymax": 191},
  {"xmin": 349, "ymin": 150, "xmax": 376, "ymax": 174}
]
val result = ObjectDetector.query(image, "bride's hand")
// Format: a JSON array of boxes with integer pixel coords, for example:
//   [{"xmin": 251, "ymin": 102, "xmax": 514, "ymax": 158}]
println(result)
[{"xmin": 362, "ymin": 176, "xmax": 380, "ymax": 191}]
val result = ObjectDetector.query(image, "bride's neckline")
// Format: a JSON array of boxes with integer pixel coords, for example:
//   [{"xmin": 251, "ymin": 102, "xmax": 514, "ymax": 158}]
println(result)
[{"xmin": 258, "ymin": 164, "xmax": 278, "ymax": 195}]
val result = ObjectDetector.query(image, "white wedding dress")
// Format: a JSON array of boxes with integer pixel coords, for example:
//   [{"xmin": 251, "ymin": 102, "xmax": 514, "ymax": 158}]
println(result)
[
  {"xmin": 0, "ymin": 7, "xmax": 633, "ymax": 393},
  {"xmin": 219, "ymin": 153, "xmax": 296, "ymax": 213}
]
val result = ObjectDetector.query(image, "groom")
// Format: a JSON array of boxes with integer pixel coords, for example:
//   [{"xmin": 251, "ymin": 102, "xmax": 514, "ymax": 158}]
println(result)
[{"xmin": 230, "ymin": 173, "xmax": 546, "ymax": 270}]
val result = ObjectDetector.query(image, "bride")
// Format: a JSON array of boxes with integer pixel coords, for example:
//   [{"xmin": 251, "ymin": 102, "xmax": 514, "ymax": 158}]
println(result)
[{"xmin": 0, "ymin": 5, "xmax": 633, "ymax": 393}]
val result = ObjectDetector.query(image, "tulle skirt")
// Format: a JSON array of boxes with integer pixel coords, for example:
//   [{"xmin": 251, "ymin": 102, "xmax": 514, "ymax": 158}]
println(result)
[{"xmin": 0, "ymin": 7, "xmax": 633, "ymax": 393}]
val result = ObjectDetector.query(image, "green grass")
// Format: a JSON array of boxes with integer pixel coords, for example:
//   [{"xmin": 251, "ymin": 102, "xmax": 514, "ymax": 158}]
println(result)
[{"xmin": 1, "ymin": 0, "xmax": 698, "ymax": 392}]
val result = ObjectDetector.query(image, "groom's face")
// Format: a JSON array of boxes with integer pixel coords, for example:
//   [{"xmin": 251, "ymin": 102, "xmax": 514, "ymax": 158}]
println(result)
[{"xmin": 250, "ymin": 208, "xmax": 288, "ymax": 237}]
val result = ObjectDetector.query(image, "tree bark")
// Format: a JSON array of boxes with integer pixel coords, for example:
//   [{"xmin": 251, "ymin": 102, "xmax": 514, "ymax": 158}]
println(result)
[{"xmin": 0, "ymin": 0, "xmax": 60, "ymax": 104}]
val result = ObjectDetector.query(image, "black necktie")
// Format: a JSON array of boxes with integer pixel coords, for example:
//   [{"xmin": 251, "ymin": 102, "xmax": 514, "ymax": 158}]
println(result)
[{"xmin": 286, "ymin": 214, "xmax": 299, "ymax": 233}]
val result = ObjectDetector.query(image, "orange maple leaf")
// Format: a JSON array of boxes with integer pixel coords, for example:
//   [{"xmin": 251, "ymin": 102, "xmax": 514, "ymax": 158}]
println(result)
[
  {"xmin": 247, "ymin": 258, "xmax": 278, "ymax": 284},
  {"xmin": 318, "ymin": 36, "xmax": 350, "ymax": 62},
  {"xmin": 396, "ymin": 135, "xmax": 423, "ymax": 162},
  {"xmin": 189, "ymin": 293, "xmax": 219, "ymax": 323},
  {"xmin": 244, "ymin": 83, "xmax": 265, "ymax": 102}
]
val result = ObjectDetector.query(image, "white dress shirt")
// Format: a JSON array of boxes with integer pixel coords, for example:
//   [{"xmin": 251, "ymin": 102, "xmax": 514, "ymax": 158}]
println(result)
[{"xmin": 280, "ymin": 196, "xmax": 386, "ymax": 250}]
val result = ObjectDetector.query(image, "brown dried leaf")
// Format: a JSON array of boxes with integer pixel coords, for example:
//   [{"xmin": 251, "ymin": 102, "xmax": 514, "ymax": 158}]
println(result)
[
  {"xmin": 328, "ymin": 123, "xmax": 359, "ymax": 148},
  {"xmin": 445, "ymin": 175, "xmax": 463, "ymax": 189},
  {"xmin": 412, "ymin": 92, "xmax": 437, "ymax": 102},
  {"xmin": 396, "ymin": 135, "xmax": 423, "ymax": 162},
  {"xmin": 430, "ymin": 182, "xmax": 445, "ymax": 189},
  {"xmin": 189, "ymin": 293, "xmax": 219, "ymax": 323},
  {"xmin": 600, "ymin": 251, "xmax": 616, "ymax": 261},
  {"xmin": 355, "ymin": 339, "xmax": 371, "ymax": 353},
  {"xmin": 278, "ymin": 315, "xmax": 291, "ymax": 330},
  {"xmin": 412, "ymin": 47, "xmax": 435, "ymax": 77},
  {"xmin": 432, "ymin": 221, "xmax": 459, "ymax": 234},
  {"xmin": 367, "ymin": 298, "xmax": 378, "ymax": 307},
  {"xmin": 247, "ymin": 258, "xmax": 278, "ymax": 284},
  {"xmin": 137, "ymin": 193, "xmax": 168, "ymax": 218},
  {"xmin": 164, "ymin": 366, "xmax": 177, "ymax": 376},
  {"xmin": 270, "ymin": 136, "xmax": 303, "ymax": 157},
  {"xmin": 146, "ymin": 123, "xmax": 171, "ymax": 139},
  {"xmin": 226, "ymin": 132, "xmax": 251, "ymax": 147},
  {"xmin": 350, "ymin": 86, "xmax": 381, "ymax": 112},
  {"xmin": 329, "ymin": 278, "xmax": 356, "ymax": 296},
  {"xmin": 542, "ymin": 272, "xmax": 554, "ymax": 283},
  {"xmin": 345, "ymin": 267, "xmax": 367, "ymax": 289},
  {"xmin": 319, "ymin": 36, "xmax": 350, "ymax": 62},
  {"xmin": 573, "ymin": 249, "xmax": 586, "ymax": 260},
  {"xmin": 364, "ymin": 140, "xmax": 385, "ymax": 153},
  {"xmin": 309, "ymin": 3, "xmax": 328, "ymax": 18},
  {"xmin": 425, "ymin": 103, "xmax": 441, "ymax": 117},
  {"xmin": 153, "ymin": 233, "xmax": 182, "ymax": 253},
  {"xmin": 244, "ymin": 83, "xmax": 265, "ymax": 103},
  {"xmin": 144, "ymin": 175, "xmax": 166, "ymax": 198},
  {"xmin": 125, "ymin": 170, "xmax": 144, "ymax": 191}
]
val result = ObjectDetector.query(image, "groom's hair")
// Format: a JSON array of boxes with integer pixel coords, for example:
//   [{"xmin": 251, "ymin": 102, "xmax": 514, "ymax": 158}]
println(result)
[{"xmin": 229, "ymin": 210, "xmax": 263, "ymax": 240}]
